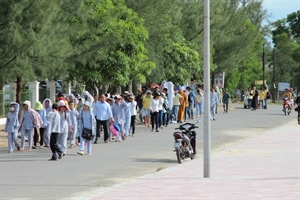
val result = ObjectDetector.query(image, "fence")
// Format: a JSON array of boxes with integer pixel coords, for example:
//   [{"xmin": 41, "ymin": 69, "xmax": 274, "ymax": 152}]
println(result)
[{"xmin": 0, "ymin": 90, "xmax": 14, "ymax": 117}]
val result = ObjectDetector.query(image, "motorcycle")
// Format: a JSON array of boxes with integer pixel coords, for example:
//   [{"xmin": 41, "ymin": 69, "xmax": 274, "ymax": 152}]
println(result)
[
  {"xmin": 283, "ymin": 97, "xmax": 291, "ymax": 116},
  {"xmin": 173, "ymin": 119, "xmax": 201, "ymax": 164}
]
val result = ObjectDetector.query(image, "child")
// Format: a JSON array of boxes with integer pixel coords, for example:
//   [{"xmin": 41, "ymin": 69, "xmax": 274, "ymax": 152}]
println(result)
[
  {"xmin": 47, "ymin": 103, "xmax": 63, "ymax": 161},
  {"xmin": 57, "ymin": 100, "xmax": 71, "ymax": 156},
  {"xmin": 77, "ymin": 101, "xmax": 96, "ymax": 155},
  {"xmin": 68, "ymin": 101, "xmax": 79, "ymax": 148},
  {"xmin": 5, "ymin": 102, "xmax": 21, "ymax": 153}
]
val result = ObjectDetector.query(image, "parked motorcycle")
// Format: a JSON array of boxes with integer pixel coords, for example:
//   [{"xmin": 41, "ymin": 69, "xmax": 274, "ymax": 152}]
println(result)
[
  {"xmin": 173, "ymin": 120, "xmax": 201, "ymax": 164},
  {"xmin": 283, "ymin": 97, "xmax": 291, "ymax": 116}
]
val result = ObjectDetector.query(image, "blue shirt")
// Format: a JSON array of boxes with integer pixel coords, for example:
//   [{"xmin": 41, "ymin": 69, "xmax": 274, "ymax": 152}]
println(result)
[
  {"xmin": 6, "ymin": 112, "xmax": 17, "ymax": 133},
  {"xmin": 22, "ymin": 111, "xmax": 34, "ymax": 130},
  {"xmin": 82, "ymin": 110, "xmax": 92, "ymax": 130},
  {"xmin": 112, "ymin": 101, "xmax": 127, "ymax": 124},
  {"xmin": 69, "ymin": 109, "xmax": 79, "ymax": 128},
  {"xmin": 94, "ymin": 101, "xmax": 113, "ymax": 121}
]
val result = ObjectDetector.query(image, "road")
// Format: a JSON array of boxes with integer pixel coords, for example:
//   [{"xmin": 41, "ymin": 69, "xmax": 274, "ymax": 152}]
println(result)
[{"xmin": 0, "ymin": 104, "xmax": 295, "ymax": 199}]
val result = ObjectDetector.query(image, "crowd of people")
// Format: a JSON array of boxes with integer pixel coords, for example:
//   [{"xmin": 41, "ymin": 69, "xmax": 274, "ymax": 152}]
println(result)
[
  {"xmin": 4, "ymin": 82, "xmax": 233, "ymax": 159},
  {"xmin": 7, "ymin": 81, "xmax": 299, "ymax": 157}
]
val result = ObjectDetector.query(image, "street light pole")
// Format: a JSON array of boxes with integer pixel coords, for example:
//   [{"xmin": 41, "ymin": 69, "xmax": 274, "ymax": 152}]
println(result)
[
  {"xmin": 203, "ymin": 0, "xmax": 211, "ymax": 178},
  {"xmin": 262, "ymin": 44, "xmax": 265, "ymax": 87}
]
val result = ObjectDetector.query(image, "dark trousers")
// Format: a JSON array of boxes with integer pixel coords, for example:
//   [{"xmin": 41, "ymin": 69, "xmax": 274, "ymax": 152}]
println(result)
[
  {"xmin": 96, "ymin": 120, "xmax": 109, "ymax": 142},
  {"xmin": 130, "ymin": 115, "xmax": 136, "ymax": 135},
  {"xmin": 34, "ymin": 127, "xmax": 45, "ymax": 146},
  {"xmin": 50, "ymin": 133, "xmax": 62, "ymax": 159},
  {"xmin": 151, "ymin": 111, "xmax": 159, "ymax": 130},
  {"xmin": 158, "ymin": 110, "xmax": 163, "ymax": 127}
]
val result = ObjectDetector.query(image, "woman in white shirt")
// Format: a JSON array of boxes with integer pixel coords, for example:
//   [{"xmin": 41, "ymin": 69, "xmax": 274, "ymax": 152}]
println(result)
[
  {"xmin": 150, "ymin": 92, "xmax": 162, "ymax": 132},
  {"xmin": 129, "ymin": 95, "xmax": 137, "ymax": 136}
]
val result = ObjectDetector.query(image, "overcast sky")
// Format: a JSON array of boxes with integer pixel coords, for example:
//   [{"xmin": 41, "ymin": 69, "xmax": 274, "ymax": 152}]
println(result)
[{"xmin": 263, "ymin": 0, "xmax": 300, "ymax": 22}]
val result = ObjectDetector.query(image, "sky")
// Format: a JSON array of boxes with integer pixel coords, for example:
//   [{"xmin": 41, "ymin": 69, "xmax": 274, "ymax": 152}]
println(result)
[{"xmin": 263, "ymin": 0, "xmax": 300, "ymax": 22}]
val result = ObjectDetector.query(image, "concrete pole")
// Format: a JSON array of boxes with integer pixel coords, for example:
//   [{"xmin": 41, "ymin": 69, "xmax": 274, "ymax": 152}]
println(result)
[
  {"xmin": 47, "ymin": 81, "xmax": 57, "ymax": 103},
  {"xmin": 28, "ymin": 81, "xmax": 40, "ymax": 107},
  {"xmin": 203, "ymin": 0, "xmax": 211, "ymax": 178}
]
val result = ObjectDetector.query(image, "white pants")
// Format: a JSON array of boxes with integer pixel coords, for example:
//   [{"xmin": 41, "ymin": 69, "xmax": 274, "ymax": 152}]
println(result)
[
  {"xmin": 69, "ymin": 125, "xmax": 77, "ymax": 145},
  {"xmin": 124, "ymin": 117, "xmax": 131, "ymax": 136},
  {"xmin": 210, "ymin": 105, "xmax": 216, "ymax": 119},
  {"xmin": 21, "ymin": 128, "xmax": 34, "ymax": 149},
  {"xmin": 58, "ymin": 133, "xmax": 68, "ymax": 153},
  {"xmin": 8, "ymin": 131, "xmax": 20, "ymax": 151},
  {"xmin": 43, "ymin": 126, "xmax": 50, "ymax": 146}
]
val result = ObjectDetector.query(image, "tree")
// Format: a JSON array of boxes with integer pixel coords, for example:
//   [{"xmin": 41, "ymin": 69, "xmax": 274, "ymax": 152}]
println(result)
[{"xmin": 67, "ymin": 0, "xmax": 153, "ymax": 93}]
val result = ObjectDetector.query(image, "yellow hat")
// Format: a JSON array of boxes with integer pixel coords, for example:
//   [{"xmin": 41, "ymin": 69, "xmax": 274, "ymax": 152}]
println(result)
[{"xmin": 34, "ymin": 101, "xmax": 43, "ymax": 110}]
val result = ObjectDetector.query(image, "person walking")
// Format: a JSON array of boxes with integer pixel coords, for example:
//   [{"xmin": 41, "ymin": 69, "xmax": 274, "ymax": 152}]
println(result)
[
  {"xmin": 68, "ymin": 101, "xmax": 79, "ymax": 148},
  {"xmin": 251, "ymin": 86, "xmax": 259, "ymax": 111},
  {"xmin": 258, "ymin": 88, "xmax": 266, "ymax": 109},
  {"xmin": 210, "ymin": 87, "xmax": 219, "ymax": 120},
  {"xmin": 123, "ymin": 92, "xmax": 131, "ymax": 138},
  {"xmin": 186, "ymin": 87, "xmax": 196, "ymax": 119},
  {"xmin": 162, "ymin": 88, "xmax": 170, "ymax": 126},
  {"xmin": 222, "ymin": 89, "xmax": 230, "ymax": 113},
  {"xmin": 295, "ymin": 91, "xmax": 300, "ymax": 125},
  {"xmin": 47, "ymin": 103, "xmax": 63, "ymax": 161},
  {"xmin": 111, "ymin": 95, "xmax": 127, "ymax": 141},
  {"xmin": 5, "ymin": 102, "xmax": 21, "ymax": 153},
  {"xmin": 77, "ymin": 101, "xmax": 96, "ymax": 155},
  {"xmin": 129, "ymin": 95, "xmax": 137, "ymax": 136},
  {"xmin": 172, "ymin": 89, "xmax": 182, "ymax": 122},
  {"xmin": 150, "ymin": 92, "xmax": 162, "ymax": 132},
  {"xmin": 33, "ymin": 101, "xmax": 47, "ymax": 149},
  {"xmin": 57, "ymin": 100, "xmax": 71, "ymax": 156},
  {"xmin": 195, "ymin": 89, "xmax": 203, "ymax": 118},
  {"xmin": 136, "ymin": 89, "xmax": 144, "ymax": 124},
  {"xmin": 178, "ymin": 87, "xmax": 188, "ymax": 123},
  {"xmin": 246, "ymin": 87, "xmax": 253, "ymax": 109},
  {"xmin": 19, "ymin": 101, "xmax": 43, "ymax": 151},
  {"xmin": 42, "ymin": 98, "xmax": 52, "ymax": 147},
  {"xmin": 94, "ymin": 94, "xmax": 114, "ymax": 143},
  {"xmin": 142, "ymin": 90, "xmax": 152, "ymax": 127}
]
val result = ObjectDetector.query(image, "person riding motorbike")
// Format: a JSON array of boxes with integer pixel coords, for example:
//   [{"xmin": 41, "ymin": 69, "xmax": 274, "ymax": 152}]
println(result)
[{"xmin": 282, "ymin": 88, "xmax": 292, "ymax": 112}]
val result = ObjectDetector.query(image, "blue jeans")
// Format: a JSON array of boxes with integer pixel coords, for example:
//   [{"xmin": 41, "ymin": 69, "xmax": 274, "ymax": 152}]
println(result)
[
  {"xmin": 151, "ymin": 112, "xmax": 159, "ymax": 130},
  {"xmin": 158, "ymin": 110, "xmax": 163, "ymax": 127},
  {"xmin": 187, "ymin": 102, "xmax": 194, "ymax": 118},
  {"xmin": 247, "ymin": 99, "xmax": 252, "ymax": 109},
  {"xmin": 139, "ymin": 107, "xmax": 143, "ymax": 123},
  {"xmin": 264, "ymin": 99, "xmax": 268, "ymax": 109},
  {"xmin": 210, "ymin": 105, "xmax": 216, "ymax": 119},
  {"xmin": 172, "ymin": 105, "xmax": 179, "ymax": 121},
  {"xmin": 196, "ymin": 102, "xmax": 202, "ymax": 116}
]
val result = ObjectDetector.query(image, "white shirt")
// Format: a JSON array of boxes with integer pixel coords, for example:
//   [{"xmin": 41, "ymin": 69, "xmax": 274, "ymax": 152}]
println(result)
[
  {"xmin": 150, "ymin": 98, "xmax": 161, "ymax": 112},
  {"xmin": 129, "ymin": 101, "xmax": 137, "ymax": 116},
  {"xmin": 158, "ymin": 97, "xmax": 164, "ymax": 110}
]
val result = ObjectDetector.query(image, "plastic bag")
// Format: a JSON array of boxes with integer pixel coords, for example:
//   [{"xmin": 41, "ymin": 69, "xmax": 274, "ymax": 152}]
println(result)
[{"xmin": 110, "ymin": 123, "xmax": 119, "ymax": 136}]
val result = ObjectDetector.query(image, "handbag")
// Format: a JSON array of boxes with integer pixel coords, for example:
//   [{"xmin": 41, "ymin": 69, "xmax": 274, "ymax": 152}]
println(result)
[{"xmin": 82, "ymin": 128, "xmax": 93, "ymax": 140}]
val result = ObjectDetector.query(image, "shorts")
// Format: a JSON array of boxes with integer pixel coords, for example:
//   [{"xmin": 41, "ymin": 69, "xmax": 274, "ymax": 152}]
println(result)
[{"xmin": 144, "ymin": 109, "xmax": 151, "ymax": 116}]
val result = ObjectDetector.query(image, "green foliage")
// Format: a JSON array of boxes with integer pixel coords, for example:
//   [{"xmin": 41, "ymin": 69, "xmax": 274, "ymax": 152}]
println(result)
[{"xmin": 67, "ymin": 0, "xmax": 153, "ymax": 91}]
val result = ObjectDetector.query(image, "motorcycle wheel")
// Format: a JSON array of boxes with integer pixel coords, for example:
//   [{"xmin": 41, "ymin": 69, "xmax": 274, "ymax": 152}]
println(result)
[{"xmin": 176, "ymin": 148, "xmax": 183, "ymax": 164}]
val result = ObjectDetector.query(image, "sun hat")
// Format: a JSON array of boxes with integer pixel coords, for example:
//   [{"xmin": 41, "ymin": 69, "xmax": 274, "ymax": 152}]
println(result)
[
  {"xmin": 58, "ymin": 100, "xmax": 68, "ymax": 111},
  {"xmin": 34, "ymin": 101, "xmax": 43, "ymax": 110},
  {"xmin": 84, "ymin": 101, "xmax": 91, "ymax": 107}
]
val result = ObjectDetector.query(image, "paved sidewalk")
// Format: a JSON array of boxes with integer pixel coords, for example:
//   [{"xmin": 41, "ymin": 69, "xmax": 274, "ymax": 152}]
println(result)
[{"xmin": 84, "ymin": 121, "xmax": 300, "ymax": 200}]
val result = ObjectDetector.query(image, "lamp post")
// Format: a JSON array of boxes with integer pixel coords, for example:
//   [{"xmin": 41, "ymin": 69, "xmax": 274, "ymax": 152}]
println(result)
[
  {"xmin": 203, "ymin": 0, "xmax": 211, "ymax": 178},
  {"xmin": 262, "ymin": 44, "xmax": 265, "ymax": 87}
]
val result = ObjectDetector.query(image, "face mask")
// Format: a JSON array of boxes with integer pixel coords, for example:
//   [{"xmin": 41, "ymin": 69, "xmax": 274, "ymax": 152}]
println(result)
[{"xmin": 10, "ymin": 107, "xmax": 15, "ymax": 112}]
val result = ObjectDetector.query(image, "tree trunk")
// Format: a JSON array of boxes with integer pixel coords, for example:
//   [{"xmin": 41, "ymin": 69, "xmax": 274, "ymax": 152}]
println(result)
[{"xmin": 16, "ymin": 76, "xmax": 22, "ymax": 104}]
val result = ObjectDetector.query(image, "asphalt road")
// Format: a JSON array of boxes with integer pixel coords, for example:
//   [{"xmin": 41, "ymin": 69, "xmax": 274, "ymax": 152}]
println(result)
[{"xmin": 0, "ymin": 103, "xmax": 295, "ymax": 200}]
